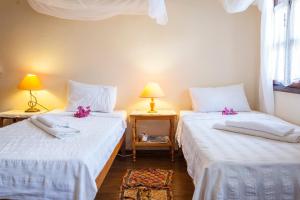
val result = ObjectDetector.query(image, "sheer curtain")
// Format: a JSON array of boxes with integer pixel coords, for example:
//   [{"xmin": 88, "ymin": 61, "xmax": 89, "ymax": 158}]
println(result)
[
  {"xmin": 259, "ymin": 0, "xmax": 275, "ymax": 114},
  {"xmin": 27, "ymin": 0, "xmax": 168, "ymax": 25},
  {"xmin": 220, "ymin": 0, "xmax": 256, "ymax": 13},
  {"xmin": 289, "ymin": 0, "xmax": 300, "ymax": 83},
  {"xmin": 272, "ymin": 1, "xmax": 289, "ymax": 84},
  {"xmin": 273, "ymin": 0, "xmax": 300, "ymax": 85}
]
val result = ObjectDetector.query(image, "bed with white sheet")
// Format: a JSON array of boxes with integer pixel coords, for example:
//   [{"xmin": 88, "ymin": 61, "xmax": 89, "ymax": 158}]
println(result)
[
  {"xmin": 177, "ymin": 111, "xmax": 300, "ymax": 200},
  {"xmin": 0, "ymin": 111, "xmax": 126, "ymax": 200}
]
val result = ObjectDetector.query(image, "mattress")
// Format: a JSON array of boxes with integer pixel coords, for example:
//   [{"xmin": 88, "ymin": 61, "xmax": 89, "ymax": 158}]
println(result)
[
  {"xmin": 0, "ymin": 111, "xmax": 127, "ymax": 200},
  {"xmin": 176, "ymin": 111, "xmax": 300, "ymax": 200}
]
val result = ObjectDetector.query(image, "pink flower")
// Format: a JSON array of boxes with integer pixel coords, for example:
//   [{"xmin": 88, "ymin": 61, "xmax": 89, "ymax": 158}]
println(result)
[
  {"xmin": 222, "ymin": 107, "xmax": 238, "ymax": 115},
  {"xmin": 74, "ymin": 106, "xmax": 91, "ymax": 118}
]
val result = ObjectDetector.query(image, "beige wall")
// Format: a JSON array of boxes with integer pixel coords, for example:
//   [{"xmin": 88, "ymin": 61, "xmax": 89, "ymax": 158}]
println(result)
[
  {"xmin": 275, "ymin": 92, "xmax": 300, "ymax": 125},
  {"xmin": 1, "ymin": 1, "xmax": 299, "ymax": 146},
  {"xmin": 0, "ymin": 0, "xmax": 260, "ymax": 147},
  {"xmin": 0, "ymin": 0, "xmax": 260, "ymax": 112}
]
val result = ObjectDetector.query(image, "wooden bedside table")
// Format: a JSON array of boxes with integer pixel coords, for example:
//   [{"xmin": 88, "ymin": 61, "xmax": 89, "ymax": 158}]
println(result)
[
  {"xmin": 130, "ymin": 110, "xmax": 177, "ymax": 162},
  {"xmin": 0, "ymin": 110, "xmax": 47, "ymax": 127}
]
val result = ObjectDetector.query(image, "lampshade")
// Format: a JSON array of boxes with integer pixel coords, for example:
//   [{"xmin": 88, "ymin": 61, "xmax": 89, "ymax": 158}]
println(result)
[
  {"xmin": 140, "ymin": 82, "xmax": 165, "ymax": 98},
  {"xmin": 18, "ymin": 74, "xmax": 43, "ymax": 90}
]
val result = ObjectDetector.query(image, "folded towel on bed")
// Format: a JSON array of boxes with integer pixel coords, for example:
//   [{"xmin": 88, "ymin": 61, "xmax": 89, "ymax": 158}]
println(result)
[
  {"xmin": 36, "ymin": 115, "xmax": 69, "ymax": 128},
  {"xmin": 225, "ymin": 119, "xmax": 295, "ymax": 137},
  {"xmin": 213, "ymin": 123, "xmax": 300, "ymax": 143},
  {"xmin": 31, "ymin": 118, "xmax": 79, "ymax": 139}
]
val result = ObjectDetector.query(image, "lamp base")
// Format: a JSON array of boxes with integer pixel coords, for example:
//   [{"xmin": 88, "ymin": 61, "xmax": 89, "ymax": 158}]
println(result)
[
  {"xmin": 25, "ymin": 107, "xmax": 40, "ymax": 112},
  {"xmin": 147, "ymin": 110, "xmax": 158, "ymax": 113},
  {"xmin": 148, "ymin": 98, "xmax": 158, "ymax": 113},
  {"xmin": 25, "ymin": 90, "xmax": 40, "ymax": 113}
]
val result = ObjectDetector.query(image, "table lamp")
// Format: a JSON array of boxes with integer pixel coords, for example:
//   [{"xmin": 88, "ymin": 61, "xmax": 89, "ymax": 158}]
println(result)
[
  {"xmin": 140, "ymin": 82, "xmax": 165, "ymax": 113},
  {"xmin": 18, "ymin": 74, "xmax": 46, "ymax": 112}
]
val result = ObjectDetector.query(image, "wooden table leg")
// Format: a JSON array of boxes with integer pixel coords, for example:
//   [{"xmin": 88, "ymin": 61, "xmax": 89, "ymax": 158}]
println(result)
[
  {"xmin": 169, "ymin": 119, "xmax": 172, "ymax": 158},
  {"xmin": 132, "ymin": 118, "xmax": 136, "ymax": 162},
  {"xmin": 121, "ymin": 134, "xmax": 126, "ymax": 156},
  {"xmin": 170, "ymin": 118, "xmax": 175, "ymax": 162},
  {"xmin": 0, "ymin": 118, "xmax": 3, "ymax": 128}
]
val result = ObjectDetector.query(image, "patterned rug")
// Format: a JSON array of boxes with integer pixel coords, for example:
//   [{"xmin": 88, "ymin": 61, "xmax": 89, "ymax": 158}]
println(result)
[{"xmin": 120, "ymin": 168, "xmax": 174, "ymax": 200}]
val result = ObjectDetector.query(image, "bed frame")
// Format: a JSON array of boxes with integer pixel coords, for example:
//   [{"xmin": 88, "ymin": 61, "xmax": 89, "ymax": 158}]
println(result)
[{"xmin": 95, "ymin": 133, "xmax": 126, "ymax": 188}]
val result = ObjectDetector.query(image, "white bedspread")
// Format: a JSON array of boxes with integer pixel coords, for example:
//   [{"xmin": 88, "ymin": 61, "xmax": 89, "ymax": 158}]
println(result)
[
  {"xmin": 176, "ymin": 111, "xmax": 300, "ymax": 200},
  {"xmin": 0, "ymin": 111, "xmax": 126, "ymax": 200}
]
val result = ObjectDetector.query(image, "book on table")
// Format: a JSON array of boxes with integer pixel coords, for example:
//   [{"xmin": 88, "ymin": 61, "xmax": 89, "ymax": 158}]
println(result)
[{"xmin": 139, "ymin": 133, "xmax": 169, "ymax": 143}]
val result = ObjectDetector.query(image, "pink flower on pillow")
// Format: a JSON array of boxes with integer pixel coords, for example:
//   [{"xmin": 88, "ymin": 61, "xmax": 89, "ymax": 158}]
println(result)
[
  {"xmin": 74, "ymin": 106, "xmax": 91, "ymax": 118},
  {"xmin": 222, "ymin": 107, "xmax": 238, "ymax": 115}
]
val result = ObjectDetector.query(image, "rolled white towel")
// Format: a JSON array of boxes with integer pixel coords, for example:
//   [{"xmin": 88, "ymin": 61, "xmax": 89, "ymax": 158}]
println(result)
[
  {"xmin": 36, "ymin": 115, "xmax": 69, "ymax": 128},
  {"xmin": 31, "ymin": 118, "xmax": 79, "ymax": 139},
  {"xmin": 213, "ymin": 123, "xmax": 300, "ymax": 143},
  {"xmin": 225, "ymin": 119, "xmax": 294, "ymax": 137}
]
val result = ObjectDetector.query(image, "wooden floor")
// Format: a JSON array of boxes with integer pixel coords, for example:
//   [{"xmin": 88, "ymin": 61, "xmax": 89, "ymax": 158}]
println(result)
[{"xmin": 95, "ymin": 151, "xmax": 194, "ymax": 200}]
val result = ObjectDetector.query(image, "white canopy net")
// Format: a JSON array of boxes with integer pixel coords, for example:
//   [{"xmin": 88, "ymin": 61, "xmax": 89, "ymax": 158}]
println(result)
[
  {"xmin": 220, "ymin": 0, "xmax": 260, "ymax": 13},
  {"xmin": 27, "ymin": 0, "xmax": 168, "ymax": 25}
]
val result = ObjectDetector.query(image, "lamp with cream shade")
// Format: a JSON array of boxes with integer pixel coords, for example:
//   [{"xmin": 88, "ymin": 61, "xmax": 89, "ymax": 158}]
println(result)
[
  {"xmin": 140, "ymin": 82, "xmax": 165, "ymax": 113},
  {"xmin": 18, "ymin": 74, "xmax": 48, "ymax": 112}
]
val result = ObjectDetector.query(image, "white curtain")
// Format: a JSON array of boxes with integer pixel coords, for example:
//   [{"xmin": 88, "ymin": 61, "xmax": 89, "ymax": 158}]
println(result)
[
  {"xmin": 272, "ymin": 0, "xmax": 300, "ymax": 86},
  {"xmin": 27, "ymin": 0, "xmax": 168, "ymax": 25},
  {"xmin": 272, "ymin": 1, "xmax": 289, "ymax": 85},
  {"xmin": 288, "ymin": 0, "xmax": 300, "ymax": 83},
  {"xmin": 258, "ymin": 0, "xmax": 275, "ymax": 114},
  {"xmin": 220, "ymin": 0, "xmax": 256, "ymax": 13}
]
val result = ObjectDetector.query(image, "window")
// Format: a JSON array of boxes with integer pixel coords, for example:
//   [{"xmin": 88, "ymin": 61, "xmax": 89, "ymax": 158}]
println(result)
[{"xmin": 273, "ymin": 0, "xmax": 300, "ymax": 89}]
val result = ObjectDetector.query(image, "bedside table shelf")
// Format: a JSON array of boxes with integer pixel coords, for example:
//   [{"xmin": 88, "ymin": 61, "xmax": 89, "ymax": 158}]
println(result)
[
  {"xmin": 135, "ymin": 141, "xmax": 171, "ymax": 147},
  {"xmin": 130, "ymin": 110, "xmax": 177, "ymax": 162}
]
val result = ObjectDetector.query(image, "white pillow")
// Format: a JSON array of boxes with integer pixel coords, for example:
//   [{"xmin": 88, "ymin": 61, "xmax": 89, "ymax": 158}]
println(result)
[
  {"xmin": 66, "ymin": 80, "xmax": 117, "ymax": 113},
  {"xmin": 189, "ymin": 84, "xmax": 251, "ymax": 112}
]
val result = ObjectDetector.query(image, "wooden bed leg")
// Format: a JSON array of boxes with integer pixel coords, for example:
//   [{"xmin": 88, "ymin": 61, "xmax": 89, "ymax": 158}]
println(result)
[
  {"xmin": 121, "ymin": 135, "xmax": 126, "ymax": 156},
  {"xmin": 0, "ymin": 118, "xmax": 3, "ymax": 128}
]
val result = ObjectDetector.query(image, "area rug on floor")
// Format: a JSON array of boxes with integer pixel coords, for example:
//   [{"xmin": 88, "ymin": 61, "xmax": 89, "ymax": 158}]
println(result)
[{"xmin": 120, "ymin": 168, "xmax": 173, "ymax": 200}]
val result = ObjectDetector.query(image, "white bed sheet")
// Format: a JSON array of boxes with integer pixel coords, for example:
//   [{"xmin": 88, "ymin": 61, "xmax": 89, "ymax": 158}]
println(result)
[
  {"xmin": 0, "ymin": 111, "xmax": 126, "ymax": 200},
  {"xmin": 176, "ymin": 111, "xmax": 300, "ymax": 200}
]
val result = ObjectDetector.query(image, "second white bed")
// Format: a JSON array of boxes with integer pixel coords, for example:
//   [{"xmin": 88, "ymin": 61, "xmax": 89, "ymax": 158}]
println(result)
[
  {"xmin": 0, "ymin": 111, "xmax": 126, "ymax": 200},
  {"xmin": 177, "ymin": 111, "xmax": 300, "ymax": 200}
]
